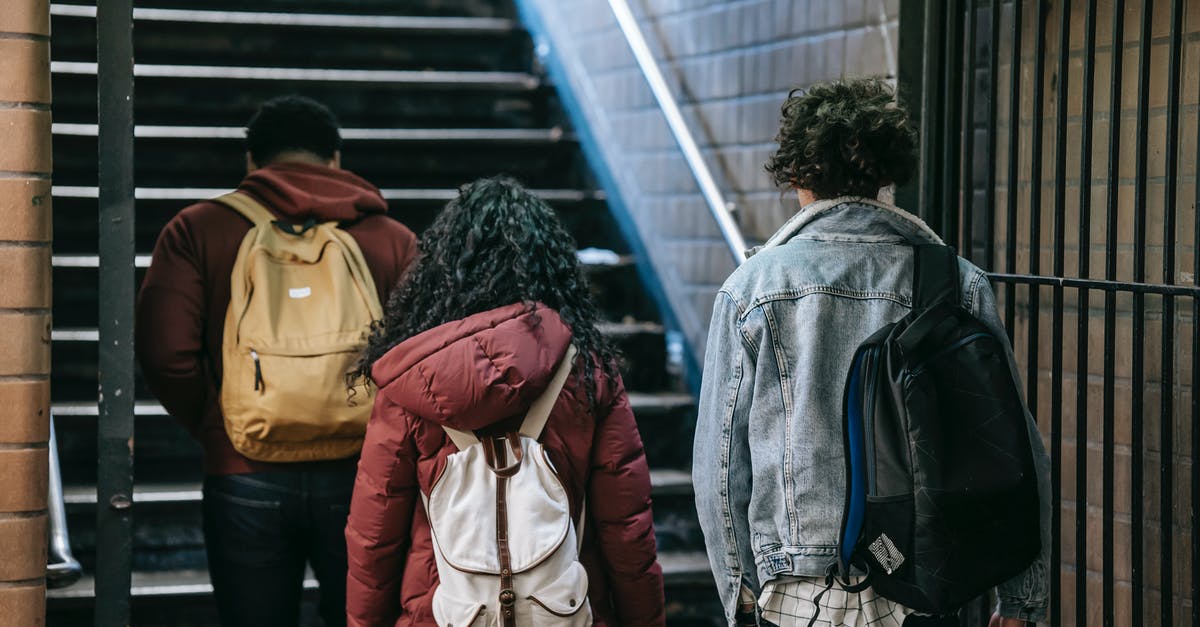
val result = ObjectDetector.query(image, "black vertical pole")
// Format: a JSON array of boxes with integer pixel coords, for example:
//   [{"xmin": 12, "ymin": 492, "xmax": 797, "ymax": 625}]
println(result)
[
  {"xmin": 983, "ymin": 0, "xmax": 1001, "ymax": 270},
  {"xmin": 1074, "ymin": 0, "xmax": 1097, "ymax": 624},
  {"xmin": 1048, "ymin": 2, "xmax": 1068, "ymax": 624},
  {"xmin": 1026, "ymin": 0, "xmax": 1046, "ymax": 421},
  {"xmin": 95, "ymin": 0, "xmax": 136, "ymax": 625},
  {"xmin": 960, "ymin": 0, "xmax": 977, "ymax": 260},
  {"xmin": 940, "ymin": 0, "xmax": 963, "ymax": 242},
  {"xmin": 1130, "ymin": 0, "xmax": 1153, "ymax": 620},
  {"xmin": 1159, "ymin": 1, "xmax": 1183, "ymax": 625},
  {"xmin": 1101, "ymin": 2, "xmax": 1125, "ymax": 624},
  {"xmin": 1004, "ymin": 0, "xmax": 1022, "ymax": 342}
]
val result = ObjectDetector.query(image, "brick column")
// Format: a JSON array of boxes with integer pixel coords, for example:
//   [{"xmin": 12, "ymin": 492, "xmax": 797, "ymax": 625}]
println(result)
[{"xmin": 0, "ymin": 0, "xmax": 52, "ymax": 624}]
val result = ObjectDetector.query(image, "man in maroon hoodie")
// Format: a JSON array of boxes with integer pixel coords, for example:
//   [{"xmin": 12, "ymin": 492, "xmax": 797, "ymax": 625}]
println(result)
[{"xmin": 135, "ymin": 96, "xmax": 418, "ymax": 627}]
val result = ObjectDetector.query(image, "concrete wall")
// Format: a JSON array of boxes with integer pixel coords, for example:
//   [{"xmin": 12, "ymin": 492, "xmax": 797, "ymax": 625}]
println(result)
[
  {"xmin": 0, "ymin": 0, "xmax": 52, "ymax": 623},
  {"xmin": 518, "ymin": 0, "xmax": 899, "ymax": 364}
]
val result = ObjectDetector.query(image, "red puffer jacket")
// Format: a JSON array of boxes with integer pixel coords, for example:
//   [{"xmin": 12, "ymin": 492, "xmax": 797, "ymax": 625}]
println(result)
[{"xmin": 345, "ymin": 302, "xmax": 665, "ymax": 626}]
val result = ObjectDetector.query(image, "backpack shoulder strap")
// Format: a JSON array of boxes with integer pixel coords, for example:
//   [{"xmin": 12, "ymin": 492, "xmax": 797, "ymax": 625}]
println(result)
[
  {"xmin": 215, "ymin": 191, "xmax": 277, "ymax": 228},
  {"xmin": 441, "ymin": 344, "xmax": 578, "ymax": 450},
  {"xmin": 520, "ymin": 344, "xmax": 578, "ymax": 440},
  {"xmin": 912, "ymin": 244, "xmax": 960, "ymax": 309}
]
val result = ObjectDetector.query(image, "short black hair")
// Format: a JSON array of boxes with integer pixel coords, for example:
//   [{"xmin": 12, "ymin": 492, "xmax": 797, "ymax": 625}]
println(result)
[
  {"xmin": 765, "ymin": 78, "xmax": 917, "ymax": 199},
  {"xmin": 245, "ymin": 95, "xmax": 342, "ymax": 165}
]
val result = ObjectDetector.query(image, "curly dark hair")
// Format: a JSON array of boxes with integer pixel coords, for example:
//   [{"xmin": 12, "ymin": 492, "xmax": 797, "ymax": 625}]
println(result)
[
  {"xmin": 245, "ymin": 95, "xmax": 342, "ymax": 165},
  {"xmin": 355, "ymin": 176, "xmax": 620, "ymax": 406},
  {"xmin": 765, "ymin": 79, "xmax": 917, "ymax": 199}
]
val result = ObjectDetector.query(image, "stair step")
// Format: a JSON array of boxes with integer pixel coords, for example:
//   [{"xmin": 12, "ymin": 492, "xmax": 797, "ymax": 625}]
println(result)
[
  {"xmin": 51, "ymin": 0, "xmax": 517, "ymax": 19},
  {"xmin": 53, "ymin": 132, "xmax": 587, "ymax": 190},
  {"xmin": 63, "ymin": 469, "xmax": 692, "ymax": 507},
  {"xmin": 53, "ymin": 61, "xmax": 539, "ymax": 89},
  {"xmin": 51, "ymin": 7, "xmax": 527, "ymax": 75},
  {"xmin": 52, "ymin": 124, "xmax": 568, "ymax": 143},
  {"xmin": 51, "ymin": 72, "xmax": 551, "ymax": 129},
  {"xmin": 49, "ymin": 322, "xmax": 671, "ymax": 396},
  {"xmin": 50, "ymin": 186, "xmax": 601, "ymax": 202},
  {"xmin": 51, "ymin": 5, "xmax": 517, "ymax": 33}
]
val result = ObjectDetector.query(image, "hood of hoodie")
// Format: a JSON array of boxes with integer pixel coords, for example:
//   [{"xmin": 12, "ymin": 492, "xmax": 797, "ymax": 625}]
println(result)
[
  {"xmin": 371, "ymin": 303, "xmax": 574, "ymax": 432},
  {"xmin": 237, "ymin": 161, "xmax": 388, "ymax": 222}
]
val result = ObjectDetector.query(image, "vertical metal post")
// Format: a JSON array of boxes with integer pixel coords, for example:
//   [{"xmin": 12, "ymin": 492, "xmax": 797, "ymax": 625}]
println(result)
[
  {"xmin": 1101, "ymin": 2, "xmax": 1125, "ymax": 623},
  {"xmin": 1048, "ymin": 2, "xmax": 1070, "ymax": 623},
  {"xmin": 895, "ymin": 0, "xmax": 928, "ymax": 214},
  {"xmin": 983, "ymin": 0, "xmax": 1001, "ymax": 270},
  {"xmin": 1159, "ymin": 1, "xmax": 1183, "ymax": 625},
  {"xmin": 939, "ymin": 0, "xmax": 962, "ymax": 241},
  {"xmin": 1074, "ymin": 1, "xmax": 1098, "ymax": 624},
  {"xmin": 1130, "ymin": 0, "xmax": 1154, "ymax": 620},
  {"xmin": 1026, "ymin": 0, "xmax": 1047, "ymax": 416},
  {"xmin": 1003, "ymin": 0, "xmax": 1022, "ymax": 340},
  {"xmin": 959, "ymin": 0, "xmax": 977, "ymax": 261},
  {"xmin": 95, "ymin": 0, "xmax": 136, "ymax": 624}
]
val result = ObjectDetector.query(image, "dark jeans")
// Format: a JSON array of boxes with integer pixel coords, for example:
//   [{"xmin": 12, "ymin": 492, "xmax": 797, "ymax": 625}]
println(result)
[{"xmin": 202, "ymin": 463, "xmax": 356, "ymax": 627}]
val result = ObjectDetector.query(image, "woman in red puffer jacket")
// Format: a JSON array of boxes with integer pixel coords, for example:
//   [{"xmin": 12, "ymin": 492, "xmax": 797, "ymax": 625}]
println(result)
[{"xmin": 344, "ymin": 176, "xmax": 665, "ymax": 626}]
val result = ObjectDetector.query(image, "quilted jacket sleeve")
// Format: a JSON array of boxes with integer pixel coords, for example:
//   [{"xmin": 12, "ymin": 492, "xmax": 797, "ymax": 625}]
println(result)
[
  {"xmin": 346, "ymin": 395, "xmax": 420, "ymax": 627},
  {"xmin": 588, "ymin": 383, "xmax": 666, "ymax": 626}
]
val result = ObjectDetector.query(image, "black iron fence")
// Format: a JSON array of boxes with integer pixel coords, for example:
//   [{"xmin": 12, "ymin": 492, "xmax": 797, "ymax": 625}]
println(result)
[
  {"xmin": 95, "ymin": 0, "xmax": 136, "ymax": 624},
  {"xmin": 899, "ymin": 0, "xmax": 1198, "ymax": 625}
]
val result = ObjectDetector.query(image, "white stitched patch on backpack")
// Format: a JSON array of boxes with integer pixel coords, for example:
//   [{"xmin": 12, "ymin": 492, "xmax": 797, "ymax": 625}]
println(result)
[
  {"xmin": 288, "ymin": 287, "xmax": 312, "ymax": 299},
  {"xmin": 869, "ymin": 533, "xmax": 905, "ymax": 574}
]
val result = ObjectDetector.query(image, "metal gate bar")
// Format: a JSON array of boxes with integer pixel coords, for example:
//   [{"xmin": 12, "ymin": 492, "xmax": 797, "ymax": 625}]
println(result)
[
  {"xmin": 1099, "ymin": 2, "xmax": 1125, "ymax": 623},
  {"xmin": 95, "ymin": 0, "xmax": 136, "ymax": 624},
  {"xmin": 1160, "ymin": 1, "xmax": 1184, "ymax": 625},
  {"xmin": 1130, "ymin": 0, "xmax": 1154, "ymax": 619},
  {"xmin": 901, "ymin": 0, "xmax": 1199, "ymax": 624},
  {"xmin": 1073, "ymin": 3, "xmax": 1098, "ymax": 624}
]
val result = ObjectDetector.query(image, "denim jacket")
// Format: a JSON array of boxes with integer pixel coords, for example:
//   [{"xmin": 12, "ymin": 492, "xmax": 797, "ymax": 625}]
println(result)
[{"xmin": 693, "ymin": 197, "xmax": 1051, "ymax": 624}]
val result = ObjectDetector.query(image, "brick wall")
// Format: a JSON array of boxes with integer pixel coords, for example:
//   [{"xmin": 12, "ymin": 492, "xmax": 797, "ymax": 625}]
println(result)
[
  {"xmin": 517, "ymin": 0, "xmax": 899, "ymax": 363},
  {"xmin": 0, "ymin": 0, "xmax": 52, "ymax": 623},
  {"xmin": 982, "ymin": 0, "xmax": 1197, "ymax": 624}
]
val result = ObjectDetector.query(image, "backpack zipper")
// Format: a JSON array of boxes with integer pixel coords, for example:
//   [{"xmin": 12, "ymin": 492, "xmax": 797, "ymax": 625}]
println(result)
[
  {"xmin": 863, "ymin": 346, "xmax": 879, "ymax": 495},
  {"xmin": 907, "ymin": 332, "xmax": 992, "ymax": 378},
  {"xmin": 250, "ymin": 349, "xmax": 263, "ymax": 392}
]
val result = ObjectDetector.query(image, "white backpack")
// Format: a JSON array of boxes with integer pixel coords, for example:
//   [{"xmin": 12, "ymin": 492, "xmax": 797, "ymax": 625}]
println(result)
[{"xmin": 424, "ymin": 345, "xmax": 592, "ymax": 627}]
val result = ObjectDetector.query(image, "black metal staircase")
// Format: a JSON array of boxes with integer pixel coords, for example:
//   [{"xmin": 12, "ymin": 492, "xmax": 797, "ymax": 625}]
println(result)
[{"xmin": 46, "ymin": 1, "xmax": 718, "ymax": 624}]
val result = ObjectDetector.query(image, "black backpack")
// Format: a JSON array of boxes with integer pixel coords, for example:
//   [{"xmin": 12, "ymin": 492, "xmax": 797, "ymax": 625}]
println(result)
[{"xmin": 830, "ymin": 244, "xmax": 1041, "ymax": 616}]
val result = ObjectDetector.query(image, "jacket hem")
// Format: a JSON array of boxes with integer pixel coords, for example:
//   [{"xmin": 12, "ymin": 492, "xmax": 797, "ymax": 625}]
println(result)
[{"xmin": 754, "ymin": 545, "xmax": 839, "ymax": 582}]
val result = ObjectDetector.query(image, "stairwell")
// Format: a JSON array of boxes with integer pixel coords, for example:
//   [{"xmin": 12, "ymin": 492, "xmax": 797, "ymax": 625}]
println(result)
[{"xmin": 45, "ymin": 1, "xmax": 719, "ymax": 624}]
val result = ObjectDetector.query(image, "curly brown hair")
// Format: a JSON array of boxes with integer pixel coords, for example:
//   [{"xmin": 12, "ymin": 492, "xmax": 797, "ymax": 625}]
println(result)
[{"xmin": 765, "ymin": 79, "xmax": 917, "ymax": 199}]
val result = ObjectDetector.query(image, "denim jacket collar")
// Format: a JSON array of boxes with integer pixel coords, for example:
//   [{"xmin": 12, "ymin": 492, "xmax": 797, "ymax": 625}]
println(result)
[{"xmin": 745, "ymin": 196, "xmax": 944, "ymax": 259}]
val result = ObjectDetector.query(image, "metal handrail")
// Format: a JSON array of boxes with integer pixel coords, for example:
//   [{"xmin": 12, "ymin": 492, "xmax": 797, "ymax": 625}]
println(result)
[
  {"xmin": 605, "ymin": 0, "xmax": 748, "ymax": 264},
  {"xmin": 46, "ymin": 415, "xmax": 83, "ymax": 589}
]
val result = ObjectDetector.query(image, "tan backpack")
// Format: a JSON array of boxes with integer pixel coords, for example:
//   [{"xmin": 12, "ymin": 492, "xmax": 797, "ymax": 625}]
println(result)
[{"xmin": 217, "ymin": 191, "xmax": 382, "ymax": 462}]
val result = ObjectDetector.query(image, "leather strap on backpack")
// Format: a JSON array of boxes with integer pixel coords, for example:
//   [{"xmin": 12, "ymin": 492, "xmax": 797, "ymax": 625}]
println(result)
[{"xmin": 912, "ymin": 245, "xmax": 960, "ymax": 309}]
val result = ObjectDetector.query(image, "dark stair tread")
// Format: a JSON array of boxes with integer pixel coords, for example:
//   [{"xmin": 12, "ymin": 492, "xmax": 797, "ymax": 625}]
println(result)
[
  {"xmin": 63, "ymin": 467, "xmax": 693, "ymax": 507},
  {"xmin": 52, "ymin": 60, "xmax": 540, "ymax": 90},
  {"xmin": 51, "ymin": 251, "xmax": 627, "ymax": 269},
  {"xmin": 47, "ymin": 569, "xmax": 318, "ymax": 601},
  {"xmin": 52, "ymin": 320, "xmax": 664, "ymax": 343},
  {"xmin": 51, "ymin": 4, "xmax": 517, "ymax": 33},
  {"xmin": 52, "ymin": 390, "xmax": 691, "ymax": 419},
  {"xmin": 52, "ymin": 123, "xmax": 570, "ymax": 143},
  {"xmin": 51, "ymin": 185, "xmax": 603, "ymax": 203},
  {"xmin": 49, "ymin": 553, "xmax": 711, "ymax": 600}
]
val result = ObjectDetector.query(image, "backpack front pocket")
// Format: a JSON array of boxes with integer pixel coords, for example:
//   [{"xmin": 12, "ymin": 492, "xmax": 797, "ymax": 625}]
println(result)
[
  {"xmin": 431, "ymin": 585, "xmax": 487, "ymax": 627},
  {"xmin": 527, "ymin": 560, "xmax": 591, "ymax": 625}
]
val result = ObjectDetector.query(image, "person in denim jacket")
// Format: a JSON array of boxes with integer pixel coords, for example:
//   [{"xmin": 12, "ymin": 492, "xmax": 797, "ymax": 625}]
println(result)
[{"xmin": 693, "ymin": 79, "xmax": 1050, "ymax": 627}]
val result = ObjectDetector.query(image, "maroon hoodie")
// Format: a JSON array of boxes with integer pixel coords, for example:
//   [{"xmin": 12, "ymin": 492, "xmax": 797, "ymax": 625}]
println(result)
[
  {"xmin": 135, "ymin": 162, "xmax": 418, "ymax": 475},
  {"xmin": 345, "ymin": 303, "xmax": 665, "ymax": 626}
]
